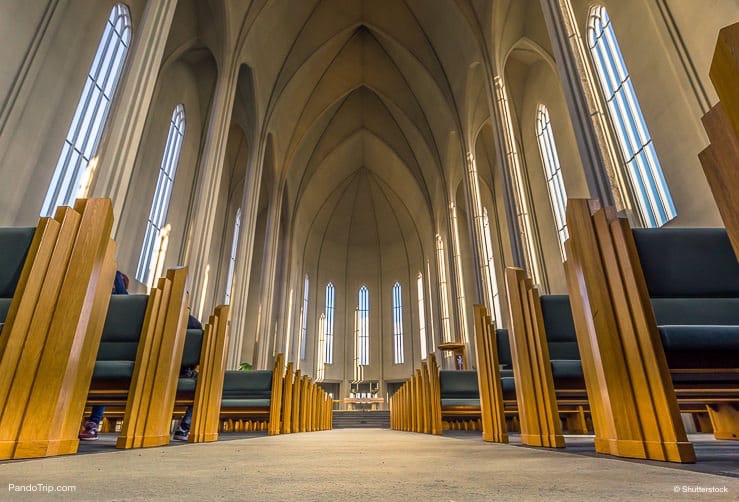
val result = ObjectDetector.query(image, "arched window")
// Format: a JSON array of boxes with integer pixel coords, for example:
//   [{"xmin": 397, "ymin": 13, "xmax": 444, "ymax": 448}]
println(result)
[
  {"xmin": 224, "ymin": 208, "xmax": 241, "ymax": 304},
  {"xmin": 417, "ymin": 273, "xmax": 427, "ymax": 360},
  {"xmin": 300, "ymin": 274, "xmax": 309, "ymax": 360},
  {"xmin": 587, "ymin": 5, "xmax": 676, "ymax": 227},
  {"xmin": 42, "ymin": 4, "xmax": 132, "ymax": 215},
  {"xmin": 136, "ymin": 105, "xmax": 185, "ymax": 287},
  {"xmin": 324, "ymin": 282, "xmax": 335, "ymax": 364},
  {"xmin": 535, "ymin": 104, "xmax": 568, "ymax": 258},
  {"xmin": 358, "ymin": 285, "xmax": 369, "ymax": 366},
  {"xmin": 392, "ymin": 282, "xmax": 404, "ymax": 364}
]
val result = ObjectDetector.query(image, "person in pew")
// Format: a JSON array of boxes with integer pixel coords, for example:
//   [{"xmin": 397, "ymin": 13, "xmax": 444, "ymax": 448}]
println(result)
[
  {"xmin": 79, "ymin": 271, "xmax": 129, "ymax": 441},
  {"xmin": 172, "ymin": 314, "xmax": 202, "ymax": 441}
]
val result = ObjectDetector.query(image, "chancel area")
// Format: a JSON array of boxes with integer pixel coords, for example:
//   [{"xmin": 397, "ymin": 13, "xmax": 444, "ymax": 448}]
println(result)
[{"xmin": 0, "ymin": 0, "xmax": 738, "ymax": 499}]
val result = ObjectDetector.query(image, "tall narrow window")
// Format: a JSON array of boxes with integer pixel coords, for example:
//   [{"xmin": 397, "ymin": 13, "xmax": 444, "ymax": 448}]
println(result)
[
  {"xmin": 535, "ymin": 105, "xmax": 569, "ymax": 258},
  {"xmin": 42, "ymin": 4, "xmax": 132, "ymax": 215},
  {"xmin": 481, "ymin": 208, "xmax": 503, "ymax": 322},
  {"xmin": 358, "ymin": 285, "xmax": 369, "ymax": 366},
  {"xmin": 324, "ymin": 282, "xmax": 335, "ymax": 364},
  {"xmin": 136, "ymin": 105, "xmax": 185, "ymax": 287},
  {"xmin": 417, "ymin": 273, "xmax": 427, "ymax": 360},
  {"xmin": 392, "ymin": 282, "xmax": 404, "ymax": 364},
  {"xmin": 435, "ymin": 235, "xmax": 452, "ymax": 343},
  {"xmin": 224, "ymin": 208, "xmax": 241, "ymax": 304},
  {"xmin": 300, "ymin": 274, "xmax": 309, "ymax": 360},
  {"xmin": 587, "ymin": 5, "xmax": 676, "ymax": 227}
]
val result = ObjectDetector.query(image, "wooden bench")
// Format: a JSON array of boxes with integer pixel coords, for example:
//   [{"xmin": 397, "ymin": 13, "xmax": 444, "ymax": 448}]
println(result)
[
  {"xmin": 0, "ymin": 198, "xmax": 116, "ymax": 460},
  {"xmin": 699, "ymin": 22, "xmax": 739, "ymax": 258},
  {"xmin": 219, "ymin": 353, "xmax": 286, "ymax": 435},
  {"xmin": 505, "ymin": 267, "xmax": 590, "ymax": 448},
  {"xmin": 564, "ymin": 198, "xmax": 739, "ymax": 463},
  {"xmin": 392, "ymin": 307, "xmax": 507, "ymax": 442},
  {"xmin": 219, "ymin": 355, "xmax": 332, "ymax": 435},
  {"xmin": 86, "ymin": 266, "xmax": 189, "ymax": 449},
  {"xmin": 174, "ymin": 305, "xmax": 230, "ymax": 443}
]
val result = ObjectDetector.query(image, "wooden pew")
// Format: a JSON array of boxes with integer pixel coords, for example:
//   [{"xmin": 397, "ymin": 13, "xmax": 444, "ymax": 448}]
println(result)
[
  {"xmin": 219, "ymin": 353, "xmax": 285, "ymax": 435},
  {"xmin": 472, "ymin": 305, "xmax": 508, "ymax": 443},
  {"xmin": 699, "ymin": 22, "xmax": 739, "ymax": 258},
  {"xmin": 504, "ymin": 267, "xmax": 589, "ymax": 448},
  {"xmin": 564, "ymin": 198, "xmax": 739, "ymax": 462},
  {"xmin": 86, "ymin": 266, "xmax": 190, "ymax": 449},
  {"xmin": 0, "ymin": 198, "xmax": 116, "ymax": 460},
  {"xmin": 174, "ymin": 305, "xmax": 230, "ymax": 443},
  {"xmin": 219, "ymin": 357, "xmax": 331, "ymax": 435}
]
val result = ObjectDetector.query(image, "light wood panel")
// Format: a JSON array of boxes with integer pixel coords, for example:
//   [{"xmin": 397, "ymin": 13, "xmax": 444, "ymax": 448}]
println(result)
[
  {"xmin": 564, "ymin": 199, "xmax": 694, "ymax": 463},
  {"xmin": 504, "ymin": 268, "xmax": 564, "ymax": 448},
  {"xmin": 116, "ymin": 267, "xmax": 190, "ymax": 449},
  {"xmin": 189, "ymin": 305, "xmax": 230, "ymax": 443},
  {"xmin": 0, "ymin": 198, "xmax": 115, "ymax": 460}
]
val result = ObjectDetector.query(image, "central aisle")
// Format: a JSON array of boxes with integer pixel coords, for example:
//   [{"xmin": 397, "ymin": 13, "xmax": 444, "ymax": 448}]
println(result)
[{"xmin": 2, "ymin": 429, "xmax": 736, "ymax": 500}]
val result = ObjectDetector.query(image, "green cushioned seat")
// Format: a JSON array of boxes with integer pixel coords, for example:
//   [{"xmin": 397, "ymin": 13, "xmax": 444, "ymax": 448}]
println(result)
[
  {"xmin": 633, "ymin": 229, "xmax": 739, "ymax": 370},
  {"xmin": 222, "ymin": 370, "xmax": 273, "ymax": 400},
  {"xmin": 220, "ymin": 398, "xmax": 272, "ymax": 409},
  {"xmin": 0, "ymin": 227, "xmax": 35, "ymax": 299},
  {"xmin": 92, "ymin": 295, "xmax": 150, "ymax": 380},
  {"xmin": 177, "ymin": 377, "xmax": 197, "ymax": 393},
  {"xmin": 652, "ymin": 298, "xmax": 739, "ymax": 326},
  {"xmin": 440, "ymin": 398, "xmax": 480, "ymax": 408},
  {"xmin": 439, "ymin": 370, "xmax": 478, "ymax": 399},
  {"xmin": 0, "ymin": 297, "xmax": 11, "ymax": 324},
  {"xmin": 550, "ymin": 359, "xmax": 583, "ymax": 380},
  {"xmin": 658, "ymin": 325, "xmax": 739, "ymax": 351},
  {"xmin": 181, "ymin": 329, "xmax": 203, "ymax": 369},
  {"xmin": 92, "ymin": 360, "xmax": 136, "ymax": 379}
]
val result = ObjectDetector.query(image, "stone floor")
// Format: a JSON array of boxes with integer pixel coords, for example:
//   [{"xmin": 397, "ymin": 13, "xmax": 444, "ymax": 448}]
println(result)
[{"xmin": 0, "ymin": 430, "xmax": 737, "ymax": 501}]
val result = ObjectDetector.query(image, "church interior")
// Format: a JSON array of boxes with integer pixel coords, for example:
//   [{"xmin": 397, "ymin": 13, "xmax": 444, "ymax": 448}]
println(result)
[{"xmin": 0, "ymin": 0, "xmax": 738, "ymax": 499}]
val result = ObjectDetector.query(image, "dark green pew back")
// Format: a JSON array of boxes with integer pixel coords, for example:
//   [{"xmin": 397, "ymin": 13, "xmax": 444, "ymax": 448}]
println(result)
[
  {"xmin": 0, "ymin": 227, "xmax": 35, "ymax": 323},
  {"xmin": 177, "ymin": 329, "xmax": 204, "ymax": 393},
  {"xmin": 540, "ymin": 295, "xmax": 583, "ymax": 381},
  {"xmin": 92, "ymin": 295, "xmax": 149, "ymax": 380},
  {"xmin": 221, "ymin": 370, "xmax": 273, "ymax": 409},
  {"xmin": 633, "ymin": 228, "xmax": 739, "ymax": 369},
  {"xmin": 439, "ymin": 370, "xmax": 479, "ymax": 408}
]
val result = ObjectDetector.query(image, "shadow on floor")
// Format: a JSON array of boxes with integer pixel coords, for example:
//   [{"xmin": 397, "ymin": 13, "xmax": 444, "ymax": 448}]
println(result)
[
  {"xmin": 75, "ymin": 431, "xmax": 268, "ymax": 455},
  {"xmin": 442, "ymin": 430, "xmax": 738, "ymax": 479}
]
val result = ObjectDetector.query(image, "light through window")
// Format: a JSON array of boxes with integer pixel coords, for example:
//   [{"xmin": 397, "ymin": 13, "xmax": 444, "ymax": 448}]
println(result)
[
  {"xmin": 392, "ymin": 282, "xmax": 404, "ymax": 364},
  {"xmin": 358, "ymin": 285, "xmax": 369, "ymax": 366},
  {"xmin": 587, "ymin": 5, "xmax": 676, "ymax": 227},
  {"xmin": 325, "ymin": 282, "xmax": 335, "ymax": 364},
  {"xmin": 136, "ymin": 105, "xmax": 185, "ymax": 287},
  {"xmin": 42, "ymin": 4, "xmax": 132, "ymax": 215},
  {"xmin": 535, "ymin": 104, "xmax": 569, "ymax": 258}
]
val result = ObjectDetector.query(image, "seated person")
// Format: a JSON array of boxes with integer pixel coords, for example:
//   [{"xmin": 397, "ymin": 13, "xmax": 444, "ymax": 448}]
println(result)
[
  {"xmin": 79, "ymin": 282, "xmax": 202, "ymax": 441},
  {"xmin": 79, "ymin": 271, "xmax": 129, "ymax": 441}
]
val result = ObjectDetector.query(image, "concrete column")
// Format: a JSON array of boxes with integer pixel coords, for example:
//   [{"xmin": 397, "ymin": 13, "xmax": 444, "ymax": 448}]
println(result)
[
  {"xmin": 492, "ymin": 76, "xmax": 547, "ymax": 290},
  {"xmin": 255, "ymin": 195, "xmax": 283, "ymax": 369},
  {"xmin": 538, "ymin": 0, "xmax": 624, "ymax": 211},
  {"xmin": 180, "ymin": 65, "xmax": 239, "ymax": 327},
  {"xmin": 90, "ymin": 0, "xmax": 178, "ymax": 234},
  {"xmin": 464, "ymin": 153, "xmax": 499, "ymax": 320}
]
